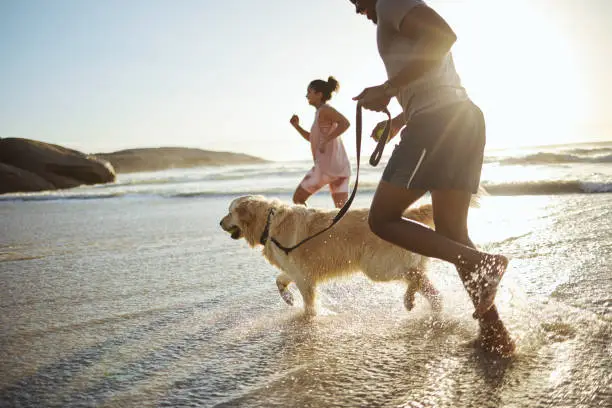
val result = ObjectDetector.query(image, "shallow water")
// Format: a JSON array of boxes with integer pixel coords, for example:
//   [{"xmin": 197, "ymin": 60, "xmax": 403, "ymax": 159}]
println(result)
[
  {"xmin": 0, "ymin": 193, "xmax": 610, "ymax": 407},
  {"xmin": 1, "ymin": 142, "xmax": 611, "ymax": 202}
]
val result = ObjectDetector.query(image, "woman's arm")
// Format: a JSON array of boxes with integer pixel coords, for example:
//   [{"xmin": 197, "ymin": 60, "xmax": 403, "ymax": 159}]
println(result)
[
  {"xmin": 319, "ymin": 106, "xmax": 350, "ymax": 143},
  {"xmin": 290, "ymin": 114, "xmax": 310, "ymax": 141},
  {"xmin": 293, "ymin": 124, "xmax": 311, "ymax": 141}
]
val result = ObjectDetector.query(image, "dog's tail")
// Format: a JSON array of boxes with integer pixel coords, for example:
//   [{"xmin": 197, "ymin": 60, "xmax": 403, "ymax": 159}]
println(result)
[
  {"xmin": 405, "ymin": 204, "xmax": 435, "ymax": 228},
  {"xmin": 469, "ymin": 185, "xmax": 489, "ymax": 209},
  {"xmin": 404, "ymin": 186, "xmax": 488, "ymax": 229}
]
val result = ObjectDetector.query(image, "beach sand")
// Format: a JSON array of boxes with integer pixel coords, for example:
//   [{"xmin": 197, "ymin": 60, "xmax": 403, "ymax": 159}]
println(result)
[{"xmin": 1, "ymin": 193, "xmax": 610, "ymax": 407}]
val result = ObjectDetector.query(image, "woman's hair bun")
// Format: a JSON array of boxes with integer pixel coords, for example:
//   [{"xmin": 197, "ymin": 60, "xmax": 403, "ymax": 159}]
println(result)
[{"xmin": 327, "ymin": 76, "xmax": 340, "ymax": 93}]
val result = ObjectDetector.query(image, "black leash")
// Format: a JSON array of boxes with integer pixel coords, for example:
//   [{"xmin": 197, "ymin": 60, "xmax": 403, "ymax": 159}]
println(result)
[
  {"xmin": 259, "ymin": 207, "xmax": 275, "ymax": 245},
  {"xmin": 269, "ymin": 103, "xmax": 392, "ymax": 255}
]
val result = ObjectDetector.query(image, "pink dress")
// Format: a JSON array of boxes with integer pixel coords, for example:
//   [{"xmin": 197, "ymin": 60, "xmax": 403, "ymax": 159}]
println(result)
[{"xmin": 299, "ymin": 105, "xmax": 351, "ymax": 194}]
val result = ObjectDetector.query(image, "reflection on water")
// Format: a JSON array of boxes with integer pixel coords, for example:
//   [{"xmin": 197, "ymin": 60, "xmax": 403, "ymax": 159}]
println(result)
[
  {"xmin": 2, "ymin": 287, "xmax": 608, "ymax": 407},
  {"xmin": 1, "ymin": 194, "xmax": 610, "ymax": 407}
]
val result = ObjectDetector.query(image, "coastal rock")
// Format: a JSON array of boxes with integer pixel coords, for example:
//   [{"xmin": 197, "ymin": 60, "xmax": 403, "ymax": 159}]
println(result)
[
  {"xmin": 0, "ymin": 163, "xmax": 57, "ymax": 194},
  {"xmin": 93, "ymin": 147, "xmax": 267, "ymax": 173},
  {"xmin": 0, "ymin": 138, "xmax": 268, "ymax": 194},
  {"xmin": 0, "ymin": 138, "xmax": 116, "ymax": 194}
]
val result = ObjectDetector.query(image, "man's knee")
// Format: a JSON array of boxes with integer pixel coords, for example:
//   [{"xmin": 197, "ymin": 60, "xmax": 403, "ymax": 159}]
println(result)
[{"xmin": 368, "ymin": 208, "xmax": 387, "ymax": 237}]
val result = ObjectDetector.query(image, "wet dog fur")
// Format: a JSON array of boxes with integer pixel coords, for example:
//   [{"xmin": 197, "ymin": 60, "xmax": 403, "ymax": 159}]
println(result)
[{"xmin": 220, "ymin": 195, "xmax": 441, "ymax": 316}]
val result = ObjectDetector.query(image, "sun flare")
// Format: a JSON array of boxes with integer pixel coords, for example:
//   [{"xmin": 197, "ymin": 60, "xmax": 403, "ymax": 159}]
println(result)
[{"xmin": 441, "ymin": 0, "xmax": 589, "ymax": 148}]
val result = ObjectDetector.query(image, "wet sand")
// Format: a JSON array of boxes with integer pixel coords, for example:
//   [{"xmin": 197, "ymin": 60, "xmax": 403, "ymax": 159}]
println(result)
[{"xmin": 1, "ymin": 194, "xmax": 610, "ymax": 407}]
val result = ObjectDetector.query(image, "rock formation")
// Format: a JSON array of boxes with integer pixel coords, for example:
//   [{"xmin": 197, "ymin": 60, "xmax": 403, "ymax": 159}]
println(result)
[{"xmin": 0, "ymin": 138, "xmax": 116, "ymax": 194}]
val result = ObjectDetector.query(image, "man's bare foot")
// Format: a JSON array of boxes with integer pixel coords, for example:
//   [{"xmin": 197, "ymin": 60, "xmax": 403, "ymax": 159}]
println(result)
[
  {"xmin": 478, "ymin": 319, "xmax": 516, "ymax": 357},
  {"xmin": 471, "ymin": 254, "xmax": 508, "ymax": 318}
]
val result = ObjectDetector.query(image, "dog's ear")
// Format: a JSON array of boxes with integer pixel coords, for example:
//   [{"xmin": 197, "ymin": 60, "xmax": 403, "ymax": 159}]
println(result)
[{"xmin": 235, "ymin": 200, "xmax": 254, "ymax": 222}]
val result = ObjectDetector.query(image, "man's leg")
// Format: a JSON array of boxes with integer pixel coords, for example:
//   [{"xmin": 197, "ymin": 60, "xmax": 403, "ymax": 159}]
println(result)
[
  {"xmin": 430, "ymin": 190, "xmax": 504, "ymax": 319},
  {"xmin": 369, "ymin": 184, "xmax": 513, "ymax": 353},
  {"xmin": 370, "ymin": 181, "xmax": 483, "ymax": 263},
  {"xmin": 430, "ymin": 189, "xmax": 514, "ymax": 354},
  {"xmin": 369, "ymin": 181, "xmax": 507, "ymax": 316},
  {"xmin": 368, "ymin": 181, "xmax": 427, "ymax": 234}
]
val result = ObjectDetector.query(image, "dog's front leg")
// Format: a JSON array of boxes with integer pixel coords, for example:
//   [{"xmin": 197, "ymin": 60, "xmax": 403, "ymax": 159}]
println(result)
[
  {"xmin": 295, "ymin": 279, "xmax": 317, "ymax": 316},
  {"xmin": 276, "ymin": 273, "xmax": 294, "ymax": 306}
]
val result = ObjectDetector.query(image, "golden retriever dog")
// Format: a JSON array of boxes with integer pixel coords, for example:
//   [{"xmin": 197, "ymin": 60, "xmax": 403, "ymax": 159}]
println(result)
[{"xmin": 219, "ymin": 195, "xmax": 441, "ymax": 316}]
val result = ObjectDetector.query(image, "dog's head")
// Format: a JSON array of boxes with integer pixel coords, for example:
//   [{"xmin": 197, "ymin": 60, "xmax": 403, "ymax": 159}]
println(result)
[{"xmin": 219, "ymin": 195, "xmax": 272, "ymax": 246}]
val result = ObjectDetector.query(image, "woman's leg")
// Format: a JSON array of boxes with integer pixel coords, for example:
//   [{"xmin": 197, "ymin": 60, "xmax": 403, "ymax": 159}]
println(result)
[
  {"xmin": 293, "ymin": 185, "xmax": 312, "ymax": 206},
  {"xmin": 368, "ymin": 181, "xmax": 507, "ymax": 316},
  {"xmin": 329, "ymin": 176, "xmax": 350, "ymax": 208},
  {"xmin": 331, "ymin": 193, "xmax": 348, "ymax": 208},
  {"xmin": 294, "ymin": 167, "xmax": 321, "ymax": 206}
]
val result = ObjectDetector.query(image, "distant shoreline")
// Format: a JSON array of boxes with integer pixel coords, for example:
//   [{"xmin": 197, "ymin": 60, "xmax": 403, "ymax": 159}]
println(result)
[
  {"xmin": 93, "ymin": 147, "xmax": 269, "ymax": 174},
  {"xmin": 0, "ymin": 138, "xmax": 269, "ymax": 194}
]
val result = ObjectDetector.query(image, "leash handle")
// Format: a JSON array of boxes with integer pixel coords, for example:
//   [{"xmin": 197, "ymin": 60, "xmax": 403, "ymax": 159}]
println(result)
[
  {"xmin": 271, "ymin": 103, "xmax": 391, "ymax": 255},
  {"xmin": 365, "ymin": 105, "xmax": 392, "ymax": 166}
]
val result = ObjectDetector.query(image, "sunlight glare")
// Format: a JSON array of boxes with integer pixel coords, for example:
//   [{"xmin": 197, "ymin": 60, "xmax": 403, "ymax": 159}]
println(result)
[{"xmin": 441, "ymin": 0, "xmax": 590, "ymax": 148}]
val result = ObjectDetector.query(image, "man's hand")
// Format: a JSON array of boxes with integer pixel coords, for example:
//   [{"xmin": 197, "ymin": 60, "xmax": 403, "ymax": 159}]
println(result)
[
  {"xmin": 352, "ymin": 85, "xmax": 391, "ymax": 112},
  {"xmin": 370, "ymin": 120, "xmax": 388, "ymax": 141},
  {"xmin": 371, "ymin": 119, "xmax": 401, "ymax": 141},
  {"xmin": 289, "ymin": 114, "xmax": 299, "ymax": 127}
]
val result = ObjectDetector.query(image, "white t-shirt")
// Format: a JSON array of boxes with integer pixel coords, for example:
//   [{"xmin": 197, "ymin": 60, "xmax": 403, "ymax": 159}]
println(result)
[{"xmin": 376, "ymin": 0, "xmax": 468, "ymax": 120}]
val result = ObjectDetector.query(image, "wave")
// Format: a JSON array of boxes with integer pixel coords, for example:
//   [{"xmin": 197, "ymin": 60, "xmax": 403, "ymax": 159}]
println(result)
[
  {"xmin": 0, "ymin": 192, "xmax": 128, "ymax": 202},
  {"xmin": 487, "ymin": 152, "xmax": 612, "ymax": 165},
  {"xmin": 564, "ymin": 147, "xmax": 612, "ymax": 156},
  {"xmin": 481, "ymin": 180, "xmax": 612, "ymax": 195},
  {"xmin": 107, "ymin": 166, "xmax": 311, "ymax": 188},
  {"xmin": 2, "ymin": 180, "xmax": 611, "ymax": 202}
]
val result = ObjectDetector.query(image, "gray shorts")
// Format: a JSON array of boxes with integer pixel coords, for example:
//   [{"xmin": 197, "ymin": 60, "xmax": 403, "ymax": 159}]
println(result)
[{"xmin": 382, "ymin": 101, "xmax": 485, "ymax": 193}]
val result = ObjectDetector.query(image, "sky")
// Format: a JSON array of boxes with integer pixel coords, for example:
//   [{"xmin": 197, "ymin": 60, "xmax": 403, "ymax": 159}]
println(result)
[{"xmin": 1, "ymin": 0, "xmax": 611, "ymax": 161}]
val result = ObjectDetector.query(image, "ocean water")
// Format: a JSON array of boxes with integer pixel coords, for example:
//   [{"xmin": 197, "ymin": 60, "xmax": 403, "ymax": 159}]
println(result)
[
  {"xmin": 1, "ymin": 141, "xmax": 611, "ymax": 202},
  {"xmin": 0, "ymin": 142, "xmax": 611, "ymax": 407}
]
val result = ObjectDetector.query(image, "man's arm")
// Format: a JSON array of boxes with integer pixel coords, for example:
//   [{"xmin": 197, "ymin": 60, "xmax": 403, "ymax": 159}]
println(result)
[
  {"xmin": 391, "ymin": 113, "xmax": 405, "ymax": 130},
  {"xmin": 385, "ymin": 5, "xmax": 457, "ymax": 90},
  {"xmin": 353, "ymin": 5, "xmax": 456, "ymax": 110}
]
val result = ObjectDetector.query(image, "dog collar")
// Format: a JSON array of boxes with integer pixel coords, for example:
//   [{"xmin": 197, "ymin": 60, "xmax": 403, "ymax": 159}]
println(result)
[{"xmin": 259, "ymin": 208, "xmax": 276, "ymax": 245}]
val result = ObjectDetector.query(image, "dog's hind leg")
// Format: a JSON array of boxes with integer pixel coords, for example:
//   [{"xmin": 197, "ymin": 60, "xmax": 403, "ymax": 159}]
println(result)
[
  {"xmin": 404, "ymin": 279, "xmax": 419, "ymax": 311},
  {"xmin": 404, "ymin": 269, "xmax": 443, "ymax": 314},
  {"xmin": 276, "ymin": 273, "xmax": 294, "ymax": 306},
  {"xmin": 420, "ymin": 275, "xmax": 442, "ymax": 314}
]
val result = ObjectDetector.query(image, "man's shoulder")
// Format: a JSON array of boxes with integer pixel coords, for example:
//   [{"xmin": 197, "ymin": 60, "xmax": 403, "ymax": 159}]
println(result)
[
  {"xmin": 377, "ymin": 0, "xmax": 427, "ymax": 31},
  {"xmin": 377, "ymin": 0, "xmax": 426, "ymax": 11}
]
